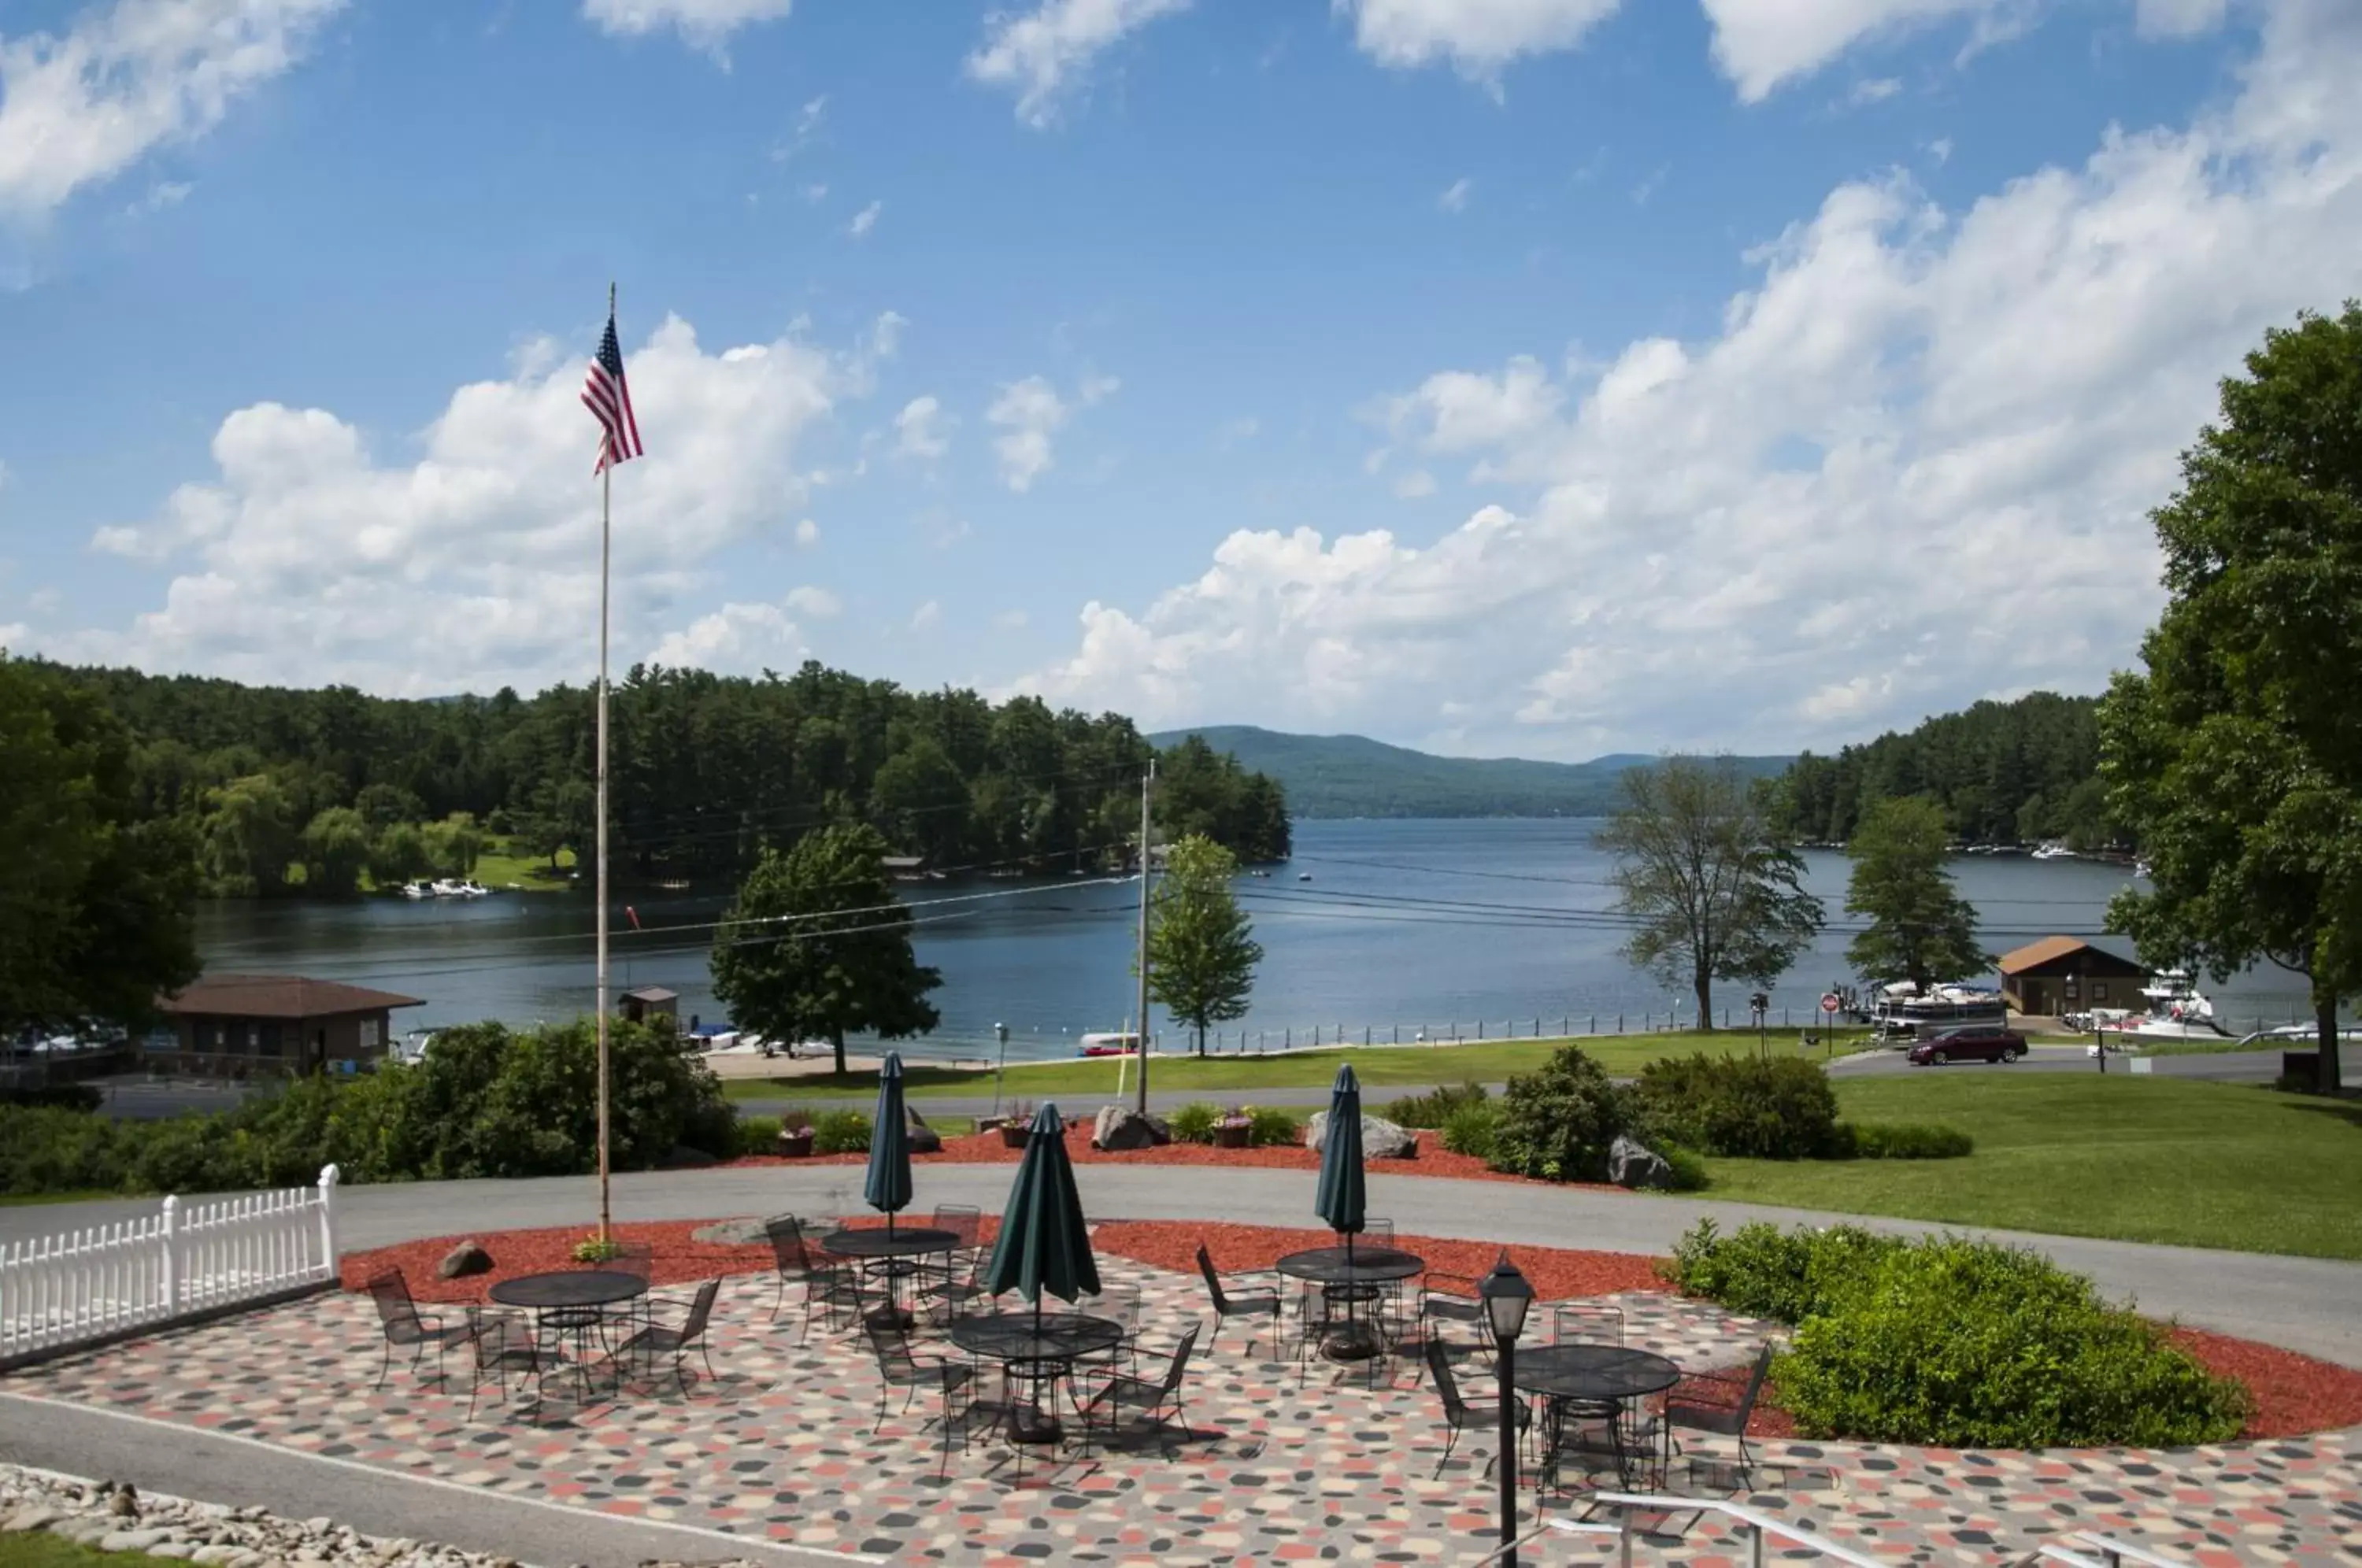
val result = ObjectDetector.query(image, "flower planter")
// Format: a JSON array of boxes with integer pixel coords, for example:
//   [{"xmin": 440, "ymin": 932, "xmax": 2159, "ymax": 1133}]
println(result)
[
  {"xmin": 999, "ymin": 1122, "xmax": 1032, "ymax": 1149},
  {"xmin": 775, "ymin": 1129, "xmax": 815, "ymax": 1159},
  {"xmin": 1212, "ymin": 1122, "xmax": 1251, "ymax": 1149}
]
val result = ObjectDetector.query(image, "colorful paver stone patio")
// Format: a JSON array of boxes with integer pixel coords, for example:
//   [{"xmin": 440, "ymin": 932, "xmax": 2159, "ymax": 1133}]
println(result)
[{"xmin": 7, "ymin": 1247, "xmax": 2359, "ymax": 1564}]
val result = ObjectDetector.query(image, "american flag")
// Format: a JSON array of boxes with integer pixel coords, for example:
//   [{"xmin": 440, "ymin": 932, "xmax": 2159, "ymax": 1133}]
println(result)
[{"xmin": 582, "ymin": 306, "xmax": 643, "ymax": 472}]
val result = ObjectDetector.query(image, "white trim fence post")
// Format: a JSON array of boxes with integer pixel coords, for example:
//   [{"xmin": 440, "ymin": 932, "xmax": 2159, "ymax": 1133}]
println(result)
[
  {"xmin": 160, "ymin": 1194, "xmax": 180, "ymax": 1315},
  {"xmin": 317, "ymin": 1164, "xmax": 340, "ymax": 1274}
]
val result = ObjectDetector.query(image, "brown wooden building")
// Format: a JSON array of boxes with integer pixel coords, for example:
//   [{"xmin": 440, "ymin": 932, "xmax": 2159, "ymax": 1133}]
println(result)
[
  {"xmin": 154, "ymin": 974, "xmax": 424, "ymax": 1078},
  {"xmin": 1996, "ymin": 937, "xmax": 2147, "ymax": 1017}
]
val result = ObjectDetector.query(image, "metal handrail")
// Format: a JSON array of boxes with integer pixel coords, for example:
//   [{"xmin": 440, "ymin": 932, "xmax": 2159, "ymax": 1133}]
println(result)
[
  {"xmin": 2023, "ymin": 1549, "xmax": 2108, "ymax": 1568},
  {"xmin": 1585, "ymin": 1494, "xmax": 1890, "ymax": 1566},
  {"xmin": 2068, "ymin": 1533, "xmax": 2191, "ymax": 1567}
]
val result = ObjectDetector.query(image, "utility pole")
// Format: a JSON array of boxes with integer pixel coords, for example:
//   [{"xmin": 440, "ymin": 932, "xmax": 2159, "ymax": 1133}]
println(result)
[{"xmin": 1135, "ymin": 757, "xmax": 1155, "ymax": 1116}]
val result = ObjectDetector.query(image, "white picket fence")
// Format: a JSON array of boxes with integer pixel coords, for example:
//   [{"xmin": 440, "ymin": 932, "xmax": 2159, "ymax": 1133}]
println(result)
[{"xmin": 0, "ymin": 1165, "xmax": 340, "ymax": 1363}]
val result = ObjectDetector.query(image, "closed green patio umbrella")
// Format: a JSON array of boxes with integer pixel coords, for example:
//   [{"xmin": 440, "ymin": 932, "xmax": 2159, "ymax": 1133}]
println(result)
[
  {"xmin": 1314, "ymin": 1063, "xmax": 1367, "ymax": 1259},
  {"xmin": 986, "ymin": 1102, "xmax": 1101, "ymax": 1324},
  {"xmin": 865, "ymin": 1051, "xmax": 912, "ymax": 1234}
]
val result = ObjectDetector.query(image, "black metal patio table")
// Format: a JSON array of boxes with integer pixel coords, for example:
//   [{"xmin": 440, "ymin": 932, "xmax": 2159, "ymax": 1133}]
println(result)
[
  {"xmin": 487, "ymin": 1269, "xmax": 646, "ymax": 1402},
  {"xmin": 1512, "ymin": 1343, "xmax": 1681, "ymax": 1491},
  {"xmin": 949, "ymin": 1311, "xmax": 1127, "ymax": 1447},
  {"xmin": 822, "ymin": 1226, "xmax": 961, "ymax": 1330},
  {"xmin": 1274, "ymin": 1245, "xmax": 1423, "ymax": 1362}
]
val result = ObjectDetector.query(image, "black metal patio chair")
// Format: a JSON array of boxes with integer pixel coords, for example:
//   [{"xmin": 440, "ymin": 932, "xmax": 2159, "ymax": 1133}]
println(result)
[
  {"xmin": 461, "ymin": 1307, "xmax": 544, "ymax": 1418},
  {"xmin": 1194, "ymin": 1244, "xmax": 1283, "ymax": 1355},
  {"xmin": 1422, "ymin": 1336, "xmax": 1528, "ymax": 1479},
  {"xmin": 1658, "ymin": 1344, "xmax": 1773, "ymax": 1486},
  {"xmin": 1415, "ymin": 1270, "xmax": 1492, "ymax": 1353},
  {"xmin": 363, "ymin": 1268, "xmax": 477, "ymax": 1389},
  {"xmin": 1079, "ymin": 1323, "xmax": 1200, "ymax": 1452},
  {"xmin": 861, "ymin": 1320, "xmax": 975, "ymax": 1434},
  {"xmin": 615, "ymin": 1277, "xmax": 721, "ymax": 1394}
]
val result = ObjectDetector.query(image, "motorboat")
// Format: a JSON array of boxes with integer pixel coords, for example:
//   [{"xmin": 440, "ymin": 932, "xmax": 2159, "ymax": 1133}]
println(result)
[
  {"xmin": 2138, "ymin": 968, "xmax": 2214, "ymax": 1021},
  {"xmin": 2097, "ymin": 972, "xmax": 2232, "ymax": 1041},
  {"xmin": 391, "ymin": 1030, "xmax": 435, "ymax": 1065},
  {"xmin": 455, "ymin": 880, "xmax": 491, "ymax": 897},
  {"xmin": 2031, "ymin": 841, "xmax": 2075, "ymax": 861},
  {"xmin": 398, "ymin": 882, "xmax": 431, "ymax": 899},
  {"xmin": 1869, "ymin": 982, "xmax": 2008, "ymax": 1041},
  {"xmin": 1078, "ymin": 1031, "xmax": 1142, "ymax": 1058},
  {"xmin": 430, "ymin": 878, "xmax": 490, "ymax": 897}
]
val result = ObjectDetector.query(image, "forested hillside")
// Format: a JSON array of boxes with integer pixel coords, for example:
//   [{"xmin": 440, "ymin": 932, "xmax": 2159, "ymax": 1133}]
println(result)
[
  {"xmin": 1152, "ymin": 725, "xmax": 1789, "ymax": 818},
  {"xmin": 21, "ymin": 660, "xmax": 1290, "ymax": 895},
  {"xmin": 1768, "ymin": 692, "xmax": 2113, "ymax": 848}
]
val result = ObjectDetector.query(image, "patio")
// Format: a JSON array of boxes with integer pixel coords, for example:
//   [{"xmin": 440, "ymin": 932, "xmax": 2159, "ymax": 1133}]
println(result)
[{"xmin": 9, "ymin": 1233, "xmax": 2360, "ymax": 1565}]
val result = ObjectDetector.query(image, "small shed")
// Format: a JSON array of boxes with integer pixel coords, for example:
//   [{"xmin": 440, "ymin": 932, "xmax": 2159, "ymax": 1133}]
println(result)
[
  {"xmin": 157, "ymin": 974, "xmax": 424, "ymax": 1078},
  {"xmin": 1996, "ymin": 937, "xmax": 2147, "ymax": 1016},
  {"xmin": 618, "ymin": 986, "xmax": 679, "ymax": 1027}
]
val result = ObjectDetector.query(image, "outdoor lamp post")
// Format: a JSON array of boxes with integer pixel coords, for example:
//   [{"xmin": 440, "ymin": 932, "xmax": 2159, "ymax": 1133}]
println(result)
[{"xmin": 1479, "ymin": 1254, "xmax": 1535, "ymax": 1567}]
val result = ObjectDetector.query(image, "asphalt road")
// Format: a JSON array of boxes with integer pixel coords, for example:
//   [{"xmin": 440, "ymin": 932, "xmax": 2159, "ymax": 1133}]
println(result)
[{"xmin": 1826, "ymin": 1044, "xmax": 2287, "ymax": 1081}]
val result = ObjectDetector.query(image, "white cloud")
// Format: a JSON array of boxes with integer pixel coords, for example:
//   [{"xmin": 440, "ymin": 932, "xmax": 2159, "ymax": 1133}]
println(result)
[
  {"xmin": 2136, "ymin": 0, "xmax": 2228, "ymax": 39},
  {"xmin": 894, "ymin": 395, "xmax": 950, "ymax": 461},
  {"xmin": 1019, "ymin": 1, "xmax": 2362, "ymax": 755},
  {"xmin": 783, "ymin": 585, "xmax": 840, "ymax": 619},
  {"xmin": 994, "ymin": 608, "xmax": 1029, "ymax": 631},
  {"xmin": 1850, "ymin": 76, "xmax": 1902, "ymax": 104},
  {"xmin": 986, "ymin": 373, "xmax": 1114, "ymax": 492},
  {"xmin": 910, "ymin": 599, "xmax": 941, "ymax": 631},
  {"xmin": 1437, "ymin": 176, "xmax": 1472, "ymax": 212},
  {"xmin": 0, "ymin": 0, "xmax": 344, "ymax": 220},
  {"xmin": 1338, "ymin": 0, "xmax": 1621, "ymax": 80},
  {"xmin": 800, "ymin": 182, "xmax": 828, "ymax": 204},
  {"xmin": 965, "ymin": 0, "xmax": 1190, "ymax": 128},
  {"xmin": 580, "ymin": 0, "xmax": 794, "ymax": 54},
  {"xmin": 793, "ymin": 517, "xmax": 821, "ymax": 546},
  {"xmin": 847, "ymin": 199, "xmax": 882, "ymax": 238},
  {"xmin": 52, "ymin": 312, "xmax": 861, "ymax": 693},
  {"xmin": 1392, "ymin": 469, "xmax": 1438, "ymax": 498},
  {"xmin": 26, "ymin": 586, "xmax": 61, "ymax": 615},
  {"xmin": 650, "ymin": 600, "xmax": 807, "ymax": 671},
  {"xmin": 127, "ymin": 178, "xmax": 191, "ymax": 214}
]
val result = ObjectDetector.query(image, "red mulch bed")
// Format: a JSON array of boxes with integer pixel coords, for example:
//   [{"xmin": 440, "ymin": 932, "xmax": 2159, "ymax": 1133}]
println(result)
[
  {"xmin": 339, "ymin": 1217, "xmax": 2362, "ymax": 1440},
  {"xmin": 731, "ymin": 1125, "xmax": 1620, "ymax": 1192}
]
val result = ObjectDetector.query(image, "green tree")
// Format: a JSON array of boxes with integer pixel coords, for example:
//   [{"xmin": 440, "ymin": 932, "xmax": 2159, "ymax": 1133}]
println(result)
[
  {"xmin": 1146, "ymin": 834, "xmax": 1263, "ymax": 1056},
  {"xmin": 1843, "ymin": 797, "xmax": 1986, "ymax": 992},
  {"xmin": 301, "ymin": 806, "xmax": 372, "ymax": 897},
  {"xmin": 709, "ymin": 823, "xmax": 942, "ymax": 1077},
  {"xmin": 421, "ymin": 811, "xmax": 483, "ymax": 877},
  {"xmin": 201, "ymin": 773, "xmax": 298, "ymax": 896},
  {"xmin": 2101, "ymin": 303, "xmax": 2362, "ymax": 1093},
  {"xmin": 1597, "ymin": 756, "xmax": 1824, "ymax": 1029},
  {"xmin": 366, "ymin": 820, "xmax": 431, "ymax": 889},
  {"xmin": 0, "ymin": 658, "xmax": 201, "ymax": 1035}
]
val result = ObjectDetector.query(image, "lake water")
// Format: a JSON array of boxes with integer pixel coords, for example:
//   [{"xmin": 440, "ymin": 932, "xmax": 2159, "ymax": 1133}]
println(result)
[{"xmin": 192, "ymin": 818, "xmax": 2320, "ymax": 1063}]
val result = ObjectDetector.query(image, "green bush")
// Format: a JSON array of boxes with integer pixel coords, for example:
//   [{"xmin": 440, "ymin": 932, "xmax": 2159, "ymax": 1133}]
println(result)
[
  {"xmin": 1630, "ymin": 1053, "xmax": 1841, "ymax": 1159},
  {"xmin": 1842, "ymin": 1121, "xmax": 1974, "ymax": 1159},
  {"xmin": 1490, "ymin": 1045, "xmax": 1626, "ymax": 1182},
  {"xmin": 1669, "ymin": 1219, "xmax": 2248, "ymax": 1448},
  {"xmin": 0, "ymin": 1084, "xmax": 105, "ymax": 1112},
  {"xmin": 1779, "ymin": 1237, "xmax": 2248, "ymax": 1448},
  {"xmin": 0, "ymin": 1104, "xmax": 133, "ymax": 1196},
  {"xmin": 1658, "ymin": 1143, "xmax": 1710, "ymax": 1192},
  {"xmin": 1664, "ymin": 1219, "xmax": 1902, "ymax": 1322},
  {"xmin": 776, "ymin": 1106, "xmax": 813, "ymax": 1133},
  {"xmin": 1383, "ymin": 1082, "xmax": 1489, "ymax": 1128},
  {"xmin": 812, "ymin": 1109, "xmax": 873, "ymax": 1154},
  {"xmin": 1167, "ymin": 1102, "xmax": 1220, "ymax": 1143},
  {"xmin": 1438, "ymin": 1100, "xmax": 1501, "ymax": 1159},
  {"xmin": 734, "ymin": 1115, "xmax": 783, "ymax": 1156},
  {"xmin": 1246, "ymin": 1106, "xmax": 1299, "ymax": 1147}
]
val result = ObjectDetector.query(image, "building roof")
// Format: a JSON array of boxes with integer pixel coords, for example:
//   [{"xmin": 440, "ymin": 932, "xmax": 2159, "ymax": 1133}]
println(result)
[
  {"xmin": 161, "ymin": 974, "xmax": 424, "ymax": 1019},
  {"xmin": 1995, "ymin": 937, "xmax": 2145, "ymax": 975},
  {"xmin": 620, "ymin": 986, "xmax": 679, "ymax": 1003},
  {"xmin": 880, "ymin": 856, "xmax": 924, "ymax": 870}
]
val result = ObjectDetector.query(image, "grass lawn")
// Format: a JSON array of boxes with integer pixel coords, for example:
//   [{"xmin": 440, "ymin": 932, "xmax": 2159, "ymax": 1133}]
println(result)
[
  {"xmin": 723, "ymin": 1029, "xmax": 1868, "ymax": 1104},
  {"xmin": 1698, "ymin": 1074, "xmax": 2362, "ymax": 1260},
  {"xmin": 468, "ymin": 844, "xmax": 575, "ymax": 889},
  {"xmin": 0, "ymin": 1534, "xmax": 156, "ymax": 1568}
]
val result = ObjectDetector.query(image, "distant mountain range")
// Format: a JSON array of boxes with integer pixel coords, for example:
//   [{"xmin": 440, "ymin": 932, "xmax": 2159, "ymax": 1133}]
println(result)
[{"xmin": 1149, "ymin": 725, "xmax": 1792, "ymax": 819}]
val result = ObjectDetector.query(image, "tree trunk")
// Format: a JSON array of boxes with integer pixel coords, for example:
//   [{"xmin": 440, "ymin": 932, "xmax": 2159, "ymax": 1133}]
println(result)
[
  {"xmin": 2316, "ymin": 994, "xmax": 2344, "ymax": 1093},
  {"xmin": 1694, "ymin": 964, "xmax": 1714, "ymax": 1032},
  {"xmin": 1196, "ymin": 1023, "xmax": 1206, "ymax": 1058},
  {"xmin": 831, "ymin": 1025, "xmax": 846, "ymax": 1080}
]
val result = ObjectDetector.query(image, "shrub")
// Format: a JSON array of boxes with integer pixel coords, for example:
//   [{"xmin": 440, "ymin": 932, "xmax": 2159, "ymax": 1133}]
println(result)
[
  {"xmin": 776, "ymin": 1106, "xmax": 813, "ymax": 1133},
  {"xmin": 0, "ymin": 1104, "xmax": 132, "ymax": 1196},
  {"xmin": 1167, "ymin": 1102, "xmax": 1220, "ymax": 1143},
  {"xmin": 1663, "ymin": 1219, "xmax": 1902, "ymax": 1322},
  {"xmin": 811, "ymin": 1109, "xmax": 872, "ymax": 1155},
  {"xmin": 1490, "ymin": 1045, "xmax": 1626, "ymax": 1182},
  {"xmin": 1246, "ymin": 1106, "xmax": 1298, "ymax": 1147},
  {"xmin": 1630, "ymin": 1053, "xmax": 1841, "ymax": 1159},
  {"xmin": 1383, "ymin": 1082, "xmax": 1489, "ymax": 1128},
  {"xmin": 1438, "ymin": 1100, "xmax": 1501, "ymax": 1159},
  {"xmin": 571, "ymin": 1233, "xmax": 624, "ymax": 1263},
  {"xmin": 1778, "ymin": 1237, "xmax": 2248, "ymax": 1448},
  {"xmin": 1842, "ymin": 1121, "xmax": 1974, "ymax": 1159},
  {"xmin": 0, "ymin": 1084, "xmax": 105, "ymax": 1112},
  {"xmin": 1658, "ymin": 1143, "xmax": 1710, "ymax": 1192},
  {"xmin": 734, "ymin": 1115, "xmax": 783, "ymax": 1156}
]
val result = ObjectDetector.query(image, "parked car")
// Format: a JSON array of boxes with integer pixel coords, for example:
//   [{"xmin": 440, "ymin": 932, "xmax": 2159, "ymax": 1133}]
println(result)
[{"xmin": 1907, "ymin": 1026, "xmax": 2027, "ymax": 1066}]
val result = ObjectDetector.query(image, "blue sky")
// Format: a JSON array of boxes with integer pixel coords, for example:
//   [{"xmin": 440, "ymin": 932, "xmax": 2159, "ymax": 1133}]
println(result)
[{"xmin": 2, "ymin": 0, "xmax": 2355, "ymax": 759}]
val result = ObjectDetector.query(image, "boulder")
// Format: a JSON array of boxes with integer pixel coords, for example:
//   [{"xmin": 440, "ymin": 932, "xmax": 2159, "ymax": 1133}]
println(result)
[
  {"xmin": 904, "ymin": 1105, "xmax": 943, "ymax": 1155},
  {"xmin": 1091, "ymin": 1105, "xmax": 1172, "ymax": 1150},
  {"xmin": 690, "ymin": 1217, "xmax": 770, "ymax": 1246},
  {"xmin": 1304, "ymin": 1111, "xmax": 1419, "ymax": 1160},
  {"xmin": 1608, "ymin": 1134, "xmax": 1673, "ymax": 1191},
  {"xmin": 435, "ymin": 1241, "xmax": 494, "ymax": 1280}
]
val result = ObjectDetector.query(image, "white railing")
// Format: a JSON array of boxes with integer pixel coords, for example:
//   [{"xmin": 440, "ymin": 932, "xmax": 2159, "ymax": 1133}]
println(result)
[
  {"xmin": 0, "ymin": 1165, "xmax": 339, "ymax": 1363},
  {"xmin": 2020, "ymin": 1536, "xmax": 2191, "ymax": 1568}
]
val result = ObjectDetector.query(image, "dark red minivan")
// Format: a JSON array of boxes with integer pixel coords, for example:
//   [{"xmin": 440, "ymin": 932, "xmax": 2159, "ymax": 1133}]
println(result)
[{"xmin": 1907, "ymin": 1026, "xmax": 2026, "ymax": 1066}]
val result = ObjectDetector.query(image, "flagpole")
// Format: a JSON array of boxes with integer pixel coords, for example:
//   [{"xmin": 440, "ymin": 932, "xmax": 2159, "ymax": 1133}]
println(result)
[{"xmin": 594, "ymin": 282, "xmax": 615, "ymax": 1245}]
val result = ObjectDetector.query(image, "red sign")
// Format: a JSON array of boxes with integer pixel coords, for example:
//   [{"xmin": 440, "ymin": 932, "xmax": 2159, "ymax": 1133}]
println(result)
[{"xmin": 1820, "ymin": 993, "xmax": 1842, "ymax": 1014}]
